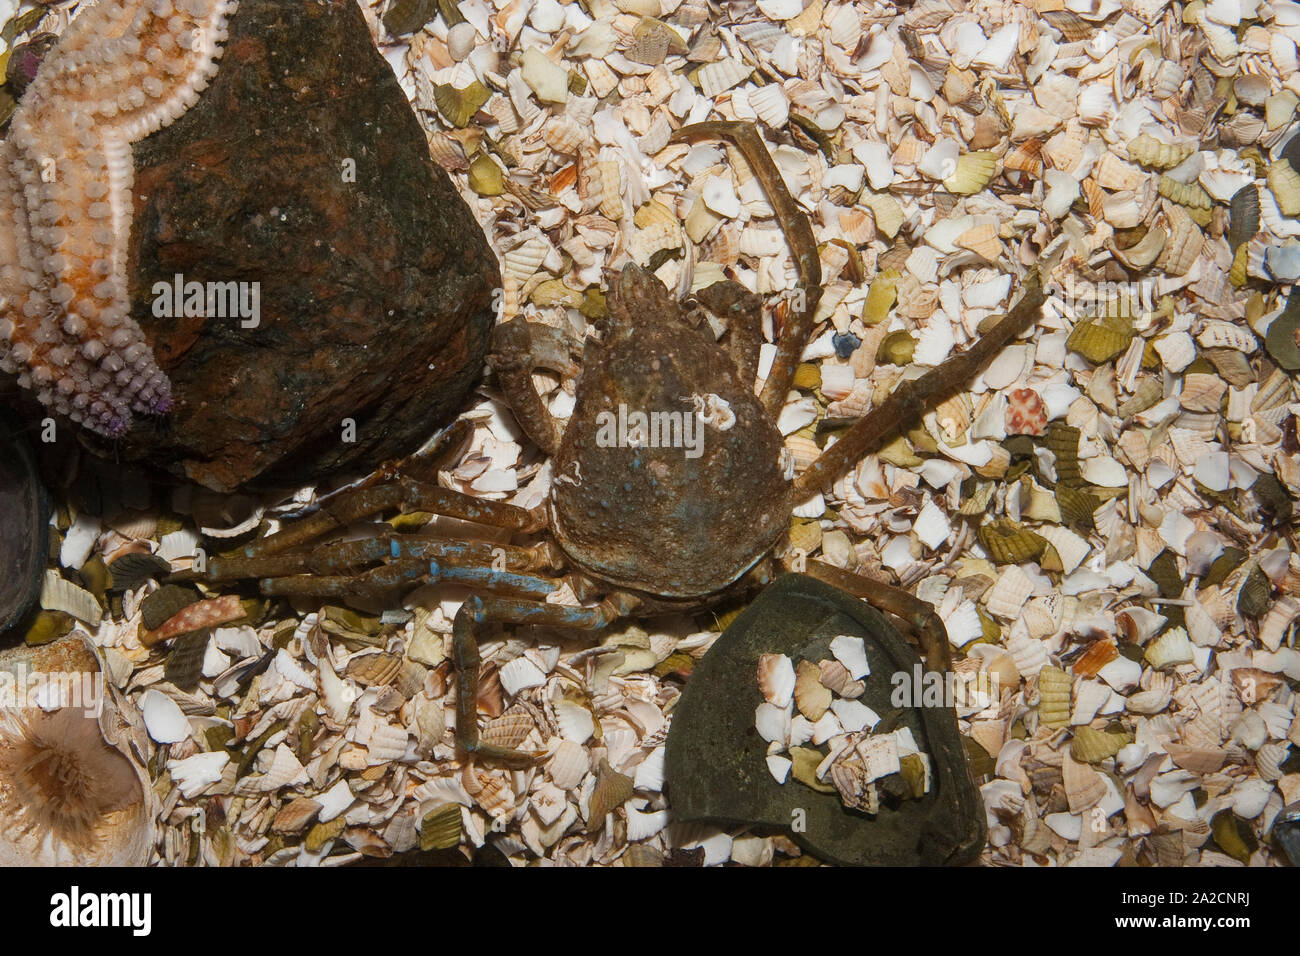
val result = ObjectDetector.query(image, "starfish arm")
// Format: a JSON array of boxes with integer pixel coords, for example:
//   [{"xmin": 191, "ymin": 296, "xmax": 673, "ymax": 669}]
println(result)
[{"xmin": 0, "ymin": 0, "xmax": 240, "ymax": 437}]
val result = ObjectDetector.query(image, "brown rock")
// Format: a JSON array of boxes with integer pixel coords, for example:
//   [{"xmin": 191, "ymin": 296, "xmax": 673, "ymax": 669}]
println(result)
[{"xmin": 111, "ymin": 0, "xmax": 497, "ymax": 491}]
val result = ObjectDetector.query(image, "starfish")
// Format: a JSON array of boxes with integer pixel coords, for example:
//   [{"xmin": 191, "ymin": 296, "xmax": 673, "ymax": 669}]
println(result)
[{"xmin": 0, "ymin": 0, "xmax": 239, "ymax": 438}]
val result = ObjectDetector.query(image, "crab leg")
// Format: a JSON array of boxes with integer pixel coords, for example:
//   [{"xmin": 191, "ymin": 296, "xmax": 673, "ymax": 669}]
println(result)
[
  {"xmin": 454, "ymin": 591, "xmax": 641, "ymax": 765},
  {"xmin": 794, "ymin": 558, "xmax": 952, "ymax": 672},
  {"xmin": 256, "ymin": 557, "xmax": 564, "ymax": 601},
  {"xmin": 668, "ymin": 121, "xmax": 822, "ymax": 417},
  {"xmin": 207, "ymin": 534, "xmax": 562, "ymax": 582},
  {"xmin": 233, "ymin": 477, "xmax": 546, "ymax": 559},
  {"xmin": 488, "ymin": 317, "xmax": 580, "ymax": 458},
  {"xmin": 794, "ymin": 267, "xmax": 1046, "ymax": 498}
]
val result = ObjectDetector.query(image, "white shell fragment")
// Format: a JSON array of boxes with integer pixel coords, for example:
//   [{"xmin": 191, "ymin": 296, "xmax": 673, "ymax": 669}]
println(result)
[
  {"xmin": 829, "ymin": 636, "xmax": 870, "ymax": 680},
  {"xmin": 141, "ymin": 689, "xmax": 190, "ymax": 744}
]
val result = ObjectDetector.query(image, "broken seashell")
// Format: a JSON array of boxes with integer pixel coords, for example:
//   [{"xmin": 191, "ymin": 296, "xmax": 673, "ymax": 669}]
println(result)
[
  {"xmin": 793, "ymin": 660, "xmax": 832, "ymax": 722},
  {"xmin": 1037, "ymin": 666, "xmax": 1072, "ymax": 730},
  {"xmin": 944, "ymin": 151, "xmax": 998, "ymax": 195},
  {"xmin": 757, "ymin": 653, "xmax": 796, "ymax": 707},
  {"xmin": 1128, "ymin": 133, "xmax": 1194, "ymax": 170}
]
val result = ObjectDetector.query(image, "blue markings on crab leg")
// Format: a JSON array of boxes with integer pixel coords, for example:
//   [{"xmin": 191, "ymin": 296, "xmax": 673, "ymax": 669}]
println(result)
[
  {"xmin": 256, "ymin": 558, "xmax": 565, "ymax": 600},
  {"xmin": 213, "ymin": 535, "xmax": 562, "ymax": 586},
  {"xmin": 426, "ymin": 561, "xmax": 557, "ymax": 600}
]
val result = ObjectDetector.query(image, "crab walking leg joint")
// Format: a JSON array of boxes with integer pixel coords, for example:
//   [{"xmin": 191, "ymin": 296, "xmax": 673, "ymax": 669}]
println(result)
[
  {"xmin": 202, "ymin": 120, "xmax": 1046, "ymax": 766},
  {"xmin": 670, "ymin": 121, "xmax": 824, "ymax": 421}
]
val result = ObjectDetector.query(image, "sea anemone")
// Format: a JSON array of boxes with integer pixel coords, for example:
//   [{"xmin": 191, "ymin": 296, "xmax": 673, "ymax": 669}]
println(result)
[
  {"xmin": 0, "ymin": 636, "xmax": 153, "ymax": 866},
  {"xmin": 0, "ymin": 707, "xmax": 142, "ymax": 852}
]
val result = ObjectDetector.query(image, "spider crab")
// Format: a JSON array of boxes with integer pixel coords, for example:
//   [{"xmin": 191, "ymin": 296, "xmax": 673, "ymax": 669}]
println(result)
[{"xmin": 204, "ymin": 122, "xmax": 1046, "ymax": 766}]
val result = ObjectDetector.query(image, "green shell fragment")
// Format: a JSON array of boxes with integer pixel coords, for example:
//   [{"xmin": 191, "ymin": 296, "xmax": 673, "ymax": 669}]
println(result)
[
  {"xmin": 420, "ymin": 803, "xmax": 463, "ymax": 851},
  {"xmin": 24, "ymin": 610, "xmax": 74, "ymax": 647},
  {"xmin": 653, "ymin": 651, "xmax": 695, "ymax": 678},
  {"xmin": 978, "ymin": 607, "xmax": 1001, "ymax": 643},
  {"xmin": 877, "ymin": 330, "xmax": 916, "ymax": 366},
  {"xmin": 1039, "ymin": 542, "xmax": 1063, "ymax": 573},
  {"xmin": 1054, "ymin": 485, "xmax": 1099, "ymax": 531},
  {"xmin": 963, "ymin": 736, "xmax": 995, "ymax": 778},
  {"xmin": 164, "ymin": 630, "xmax": 210, "ymax": 691},
  {"xmin": 382, "ymin": 0, "xmax": 439, "ymax": 34},
  {"xmin": 877, "ymin": 435, "xmax": 922, "ymax": 467},
  {"xmin": 792, "ymin": 363, "xmax": 822, "ymax": 391},
  {"xmin": 529, "ymin": 278, "xmax": 583, "ymax": 308},
  {"xmin": 79, "ymin": 556, "xmax": 110, "ymax": 599},
  {"xmin": 140, "ymin": 584, "xmax": 202, "ymax": 631},
  {"xmin": 321, "ymin": 605, "xmax": 383, "ymax": 641},
  {"xmin": 1045, "ymin": 423, "xmax": 1083, "ymax": 486},
  {"xmin": 1202, "ymin": 547, "xmax": 1246, "ymax": 587},
  {"xmin": 1117, "ymin": 378, "xmax": 1163, "ymax": 418},
  {"xmin": 205, "ymin": 725, "xmax": 235, "ymax": 754},
  {"xmin": 467, "ymin": 153, "xmax": 506, "ymax": 196},
  {"xmin": 107, "ymin": 552, "xmax": 172, "ymax": 592},
  {"xmin": 236, "ymin": 719, "xmax": 287, "ymax": 779},
  {"xmin": 437, "ymin": 0, "xmax": 468, "ymax": 26},
  {"xmin": 297, "ymin": 709, "xmax": 321, "ymax": 764},
  {"xmin": 1228, "ymin": 184, "xmax": 1260, "ymax": 253},
  {"xmin": 898, "ymin": 753, "xmax": 927, "ymax": 798},
  {"xmin": 1212, "ymin": 809, "xmax": 1258, "ymax": 864},
  {"xmin": 433, "ymin": 80, "xmax": 491, "ymax": 128},
  {"xmin": 623, "ymin": 844, "xmax": 664, "ymax": 866},
  {"xmin": 944, "ymin": 151, "xmax": 998, "ymax": 195},
  {"xmin": 1237, "ymin": 565, "xmax": 1271, "ymax": 618},
  {"xmin": 1037, "ymin": 666, "xmax": 1071, "ymax": 730},
  {"xmin": 978, "ymin": 519, "xmax": 1048, "ymax": 564},
  {"xmin": 907, "ymin": 425, "xmax": 939, "ymax": 455},
  {"xmin": 1252, "ymin": 473, "xmax": 1294, "ymax": 524},
  {"xmin": 1268, "ymin": 161, "xmax": 1300, "ymax": 217},
  {"xmin": 1229, "ymin": 243, "xmax": 1250, "ymax": 287},
  {"xmin": 1264, "ymin": 288, "xmax": 1300, "ymax": 371},
  {"xmin": 862, "ymin": 270, "xmax": 900, "ymax": 325},
  {"xmin": 1, "ymin": 7, "xmax": 44, "ymax": 46},
  {"xmin": 1071, "ymin": 724, "xmax": 1131, "ymax": 764},
  {"xmin": 305, "ymin": 816, "xmax": 347, "ymax": 853},
  {"xmin": 1066, "ymin": 311, "xmax": 1135, "ymax": 364},
  {"xmin": 1146, "ymin": 549, "xmax": 1184, "ymax": 599}
]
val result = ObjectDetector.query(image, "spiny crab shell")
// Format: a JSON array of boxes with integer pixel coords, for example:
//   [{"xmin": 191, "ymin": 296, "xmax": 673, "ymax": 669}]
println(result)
[{"xmin": 549, "ymin": 264, "xmax": 792, "ymax": 599}]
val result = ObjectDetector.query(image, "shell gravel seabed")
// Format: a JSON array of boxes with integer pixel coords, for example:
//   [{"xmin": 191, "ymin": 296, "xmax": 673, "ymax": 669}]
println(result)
[{"xmin": 17, "ymin": 0, "xmax": 1300, "ymax": 866}]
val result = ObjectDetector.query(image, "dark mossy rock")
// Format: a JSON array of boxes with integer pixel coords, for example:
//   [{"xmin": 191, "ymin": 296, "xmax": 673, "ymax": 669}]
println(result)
[
  {"xmin": 0, "ymin": 409, "xmax": 47, "ymax": 638},
  {"xmin": 665, "ymin": 573, "xmax": 986, "ymax": 866},
  {"xmin": 99, "ymin": 0, "xmax": 496, "ymax": 491}
]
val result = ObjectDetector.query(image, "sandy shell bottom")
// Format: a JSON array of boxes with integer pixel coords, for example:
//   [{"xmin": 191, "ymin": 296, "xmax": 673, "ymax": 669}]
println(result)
[{"xmin": 15, "ymin": 0, "xmax": 1300, "ymax": 867}]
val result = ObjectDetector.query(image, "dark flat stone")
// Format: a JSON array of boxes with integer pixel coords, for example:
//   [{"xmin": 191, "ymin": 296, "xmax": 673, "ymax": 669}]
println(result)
[{"xmin": 665, "ymin": 573, "xmax": 986, "ymax": 866}]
